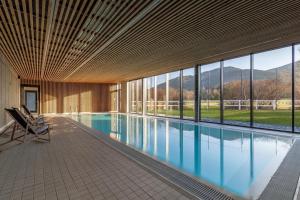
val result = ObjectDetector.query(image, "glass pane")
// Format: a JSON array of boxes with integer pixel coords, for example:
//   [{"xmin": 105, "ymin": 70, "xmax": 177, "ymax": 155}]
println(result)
[
  {"xmin": 120, "ymin": 83, "xmax": 128, "ymax": 113},
  {"xmin": 110, "ymin": 84, "xmax": 118, "ymax": 111},
  {"xmin": 26, "ymin": 91, "xmax": 37, "ymax": 112},
  {"xmin": 253, "ymin": 47, "xmax": 292, "ymax": 131},
  {"xmin": 166, "ymin": 71, "xmax": 180, "ymax": 117},
  {"xmin": 295, "ymin": 44, "xmax": 300, "ymax": 132},
  {"xmin": 146, "ymin": 77, "xmax": 155, "ymax": 114},
  {"xmin": 136, "ymin": 79, "xmax": 143, "ymax": 114},
  {"xmin": 223, "ymin": 56, "xmax": 250, "ymax": 126},
  {"xmin": 129, "ymin": 81, "xmax": 137, "ymax": 113},
  {"xmin": 157, "ymin": 74, "xmax": 167, "ymax": 116},
  {"xmin": 128, "ymin": 81, "xmax": 132, "ymax": 112},
  {"xmin": 118, "ymin": 84, "xmax": 122, "ymax": 111},
  {"xmin": 200, "ymin": 62, "xmax": 220, "ymax": 122},
  {"xmin": 183, "ymin": 68, "xmax": 195, "ymax": 119}
]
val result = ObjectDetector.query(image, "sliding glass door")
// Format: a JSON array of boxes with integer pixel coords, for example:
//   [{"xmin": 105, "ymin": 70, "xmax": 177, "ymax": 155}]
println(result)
[
  {"xmin": 182, "ymin": 68, "xmax": 195, "ymax": 119},
  {"xmin": 167, "ymin": 71, "xmax": 180, "ymax": 117},
  {"xmin": 136, "ymin": 79, "xmax": 143, "ymax": 114},
  {"xmin": 200, "ymin": 62, "xmax": 221, "ymax": 122},
  {"xmin": 129, "ymin": 81, "xmax": 137, "ymax": 113},
  {"xmin": 146, "ymin": 76, "xmax": 156, "ymax": 115},
  {"xmin": 295, "ymin": 44, "xmax": 300, "ymax": 132},
  {"xmin": 128, "ymin": 79, "xmax": 143, "ymax": 114},
  {"xmin": 223, "ymin": 56, "xmax": 250, "ymax": 126},
  {"xmin": 157, "ymin": 74, "xmax": 167, "ymax": 116},
  {"xmin": 253, "ymin": 47, "xmax": 292, "ymax": 131}
]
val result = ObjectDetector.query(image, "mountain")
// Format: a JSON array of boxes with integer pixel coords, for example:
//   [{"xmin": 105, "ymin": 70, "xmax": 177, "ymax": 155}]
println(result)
[
  {"xmin": 156, "ymin": 75, "xmax": 194, "ymax": 90},
  {"xmin": 156, "ymin": 61, "xmax": 300, "ymax": 91}
]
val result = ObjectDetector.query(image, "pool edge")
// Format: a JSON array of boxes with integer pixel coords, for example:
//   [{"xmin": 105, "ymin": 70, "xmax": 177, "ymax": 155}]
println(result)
[{"xmin": 258, "ymin": 139, "xmax": 300, "ymax": 200}]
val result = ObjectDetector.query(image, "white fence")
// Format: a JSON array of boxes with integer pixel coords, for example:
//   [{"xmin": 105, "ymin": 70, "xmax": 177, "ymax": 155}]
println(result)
[
  {"xmin": 131, "ymin": 100, "xmax": 300, "ymax": 111},
  {"xmin": 223, "ymin": 100, "xmax": 300, "ymax": 110}
]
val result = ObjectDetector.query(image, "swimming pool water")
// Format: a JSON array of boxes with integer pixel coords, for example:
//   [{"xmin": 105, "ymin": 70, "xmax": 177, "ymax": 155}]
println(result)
[{"xmin": 70, "ymin": 113, "xmax": 293, "ymax": 199}]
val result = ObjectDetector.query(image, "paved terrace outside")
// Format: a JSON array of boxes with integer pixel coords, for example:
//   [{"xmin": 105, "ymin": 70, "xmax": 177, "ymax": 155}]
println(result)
[{"xmin": 0, "ymin": 117, "xmax": 191, "ymax": 200}]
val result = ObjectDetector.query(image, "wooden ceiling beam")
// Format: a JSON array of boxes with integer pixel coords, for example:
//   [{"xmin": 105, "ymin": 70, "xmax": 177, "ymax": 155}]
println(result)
[
  {"xmin": 59, "ymin": 0, "xmax": 151, "ymax": 80},
  {"xmin": 63, "ymin": 0, "xmax": 161, "ymax": 80},
  {"xmin": 1, "ymin": 1, "xmax": 300, "ymax": 82},
  {"xmin": 47, "ymin": 0, "xmax": 96, "ymax": 77},
  {"xmin": 55, "ymin": 0, "xmax": 126, "ymax": 79},
  {"xmin": 13, "ymin": 0, "xmax": 31, "ymax": 77},
  {"xmin": 41, "ymin": 0, "xmax": 57, "ymax": 78},
  {"xmin": 0, "ymin": 3, "xmax": 29, "ymax": 77}
]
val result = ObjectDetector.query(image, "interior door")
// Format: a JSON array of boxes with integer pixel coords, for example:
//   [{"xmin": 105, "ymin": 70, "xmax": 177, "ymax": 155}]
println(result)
[{"xmin": 25, "ymin": 90, "xmax": 38, "ymax": 113}]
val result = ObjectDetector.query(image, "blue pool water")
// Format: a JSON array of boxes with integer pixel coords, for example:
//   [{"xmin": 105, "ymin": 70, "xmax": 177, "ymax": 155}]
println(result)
[{"xmin": 70, "ymin": 113, "xmax": 293, "ymax": 199}]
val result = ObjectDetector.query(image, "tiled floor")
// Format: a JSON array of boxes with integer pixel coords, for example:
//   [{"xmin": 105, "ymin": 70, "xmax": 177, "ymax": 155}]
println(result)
[{"xmin": 0, "ymin": 117, "xmax": 191, "ymax": 200}]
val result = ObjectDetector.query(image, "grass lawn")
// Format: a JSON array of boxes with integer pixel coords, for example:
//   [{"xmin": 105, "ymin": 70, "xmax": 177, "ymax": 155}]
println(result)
[
  {"xmin": 151, "ymin": 108, "xmax": 300, "ymax": 128},
  {"xmin": 202, "ymin": 108, "xmax": 300, "ymax": 127}
]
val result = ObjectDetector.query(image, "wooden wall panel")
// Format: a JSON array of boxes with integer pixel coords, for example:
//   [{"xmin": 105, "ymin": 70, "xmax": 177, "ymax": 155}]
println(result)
[
  {"xmin": 0, "ymin": 53, "xmax": 20, "ymax": 129},
  {"xmin": 21, "ymin": 80, "xmax": 112, "ymax": 114}
]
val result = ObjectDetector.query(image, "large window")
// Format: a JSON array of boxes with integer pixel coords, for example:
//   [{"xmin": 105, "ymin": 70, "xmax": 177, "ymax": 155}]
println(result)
[
  {"xmin": 156, "ymin": 74, "xmax": 167, "ymax": 116},
  {"xmin": 136, "ymin": 79, "xmax": 143, "ymax": 114},
  {"xmin": 295, "ymin": 44, "xmax": 300, "ymax": 132},
  {"xmin": 128, "ymin": 79, "xmax": 142, "ymax": 114},
  {"xmin": 200, "ymin": 62, "xmax": 221, "ymax": 122},
  {"xmin": 146, "ymin": 76, "xmax": 155, "ymax": 114},
  {"xmin": 110, "ymin": 84, "xmax": 119, "ymax": 112},
  {"xmin": 223, "ymin": 56, "xmax": 250, "ymax": 126},
  {"xmin": 253, "ymin": 47, "xmax": 292, "ymax": 131},
  {"xmin": 129, "ymin": 80, "xmax": 136, "ymax": 113},
  {"xmin": 127, "ymin": 44, "xmax": 300, "ymax": 132},
  {"xmin": 167, "ymin": 71, "xmax": 180, "ymax": 117},
  {"xmin": 119, "ymin": 82, "xmax": 127, "ymax": 113},
  {"xmin": 182, "ymin": 68, "xmax": 195, "ymax": 119}
]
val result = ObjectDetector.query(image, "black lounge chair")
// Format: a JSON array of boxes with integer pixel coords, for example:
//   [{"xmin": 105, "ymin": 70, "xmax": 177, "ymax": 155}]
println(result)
[
  {"xmin": 21, "ymin": 104, "xmax": 44, "ymax": 124},
  {"xmin": 5, "ymin": 108, "xmax": 50, "ymax": 142},
  {"xmin": 13, "ymin": 107, "xmax": 45, "ymax": 126}
]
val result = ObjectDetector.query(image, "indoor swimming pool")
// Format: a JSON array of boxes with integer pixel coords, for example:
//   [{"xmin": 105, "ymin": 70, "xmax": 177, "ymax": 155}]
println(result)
[{"xmin": 70, "ymin": 113, "xmax": 293, "ymax": 199}]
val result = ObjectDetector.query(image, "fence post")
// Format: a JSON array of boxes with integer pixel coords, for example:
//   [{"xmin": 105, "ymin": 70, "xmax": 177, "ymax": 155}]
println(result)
[
  {"xmin": 238, "ymin": 100, "xmax": 241, "ymax": 110},
  {"xmin": 207, "ymin": 99, "xmax": 209, "ymax": 109},
  {"xmin": 166, "ymin": 73, "xmax": 169, "ymax": 111}
]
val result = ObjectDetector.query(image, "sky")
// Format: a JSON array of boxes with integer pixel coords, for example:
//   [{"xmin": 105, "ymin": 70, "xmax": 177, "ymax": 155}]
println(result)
[
  {"xmin": 253, "ymin": 46, "xmax": 292, "ymax": 70},
  {"xmin": 202, "ymin": 46, "xmax": 294, "ymax": 72},
  {"xmin": 149, "ymin": 45, "xmax": 299, "ymax": 84}
]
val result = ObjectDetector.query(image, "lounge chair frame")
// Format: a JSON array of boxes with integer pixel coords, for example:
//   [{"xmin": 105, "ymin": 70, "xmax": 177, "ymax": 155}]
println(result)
[
  {"xmin": 0, "ymin": 122, "xmax": 25, "ymax": 146},
  {"xmin": 5, "ymin": 108, "xmax": 50, "ymax": 142},
  {"xmin": 21, "ymin": 104, "xmax": 43, "ymax": 122}
]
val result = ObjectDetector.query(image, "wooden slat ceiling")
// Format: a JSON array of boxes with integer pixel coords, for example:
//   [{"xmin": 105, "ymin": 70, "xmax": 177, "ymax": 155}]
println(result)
[{"xmin": 1, "ymin": 0, "xmax": 300, "ymax": 83}]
